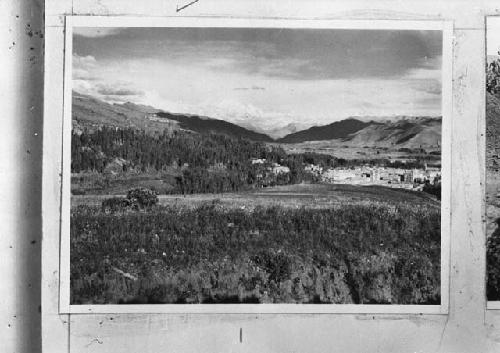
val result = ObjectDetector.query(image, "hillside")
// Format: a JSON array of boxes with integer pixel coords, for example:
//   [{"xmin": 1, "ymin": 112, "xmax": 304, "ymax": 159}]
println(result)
[
  {"xmin": 278, "ymin": 118, "xmax": 372, "ymax": 143},
  {"xmin": 278, "ymin": 116, "xmax": 441, "ymax": 149},
  {"xmin": 345, "ymin": 117, "xmax": 441, "ymax": 148},
  {"xmin": 73, "ymin": 92, "xmax": 273, "ymax": 142},
  {"xmin": 73, "ymin": 92, "xmax": 441, "ymax": 149},
  {"xmin": 156, "ymin": 112, "xmax": 273, "ymax": 142},
  {"xmin": 72, "ymin": 92, "xmax": 179, "ymax": 134}
]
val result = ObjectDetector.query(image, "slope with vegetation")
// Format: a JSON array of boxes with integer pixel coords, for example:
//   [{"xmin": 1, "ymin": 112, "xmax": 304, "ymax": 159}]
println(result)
[
  {"xmin": 278, "ymin": 119, "xmax": 373, "ymax": 143},
  {"xmin": 71, "ymin": 200, "xmax": 440, "ymax": 305},
  {"xmin": 486, "ymin": 55, "xmax": 500, "ymax": 300}
]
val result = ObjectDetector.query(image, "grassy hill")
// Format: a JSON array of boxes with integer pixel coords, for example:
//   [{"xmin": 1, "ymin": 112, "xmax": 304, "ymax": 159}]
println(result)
[
  {"xmin": 345, "ymin": 117, "xmax": 442, "ymax": 149},
  {"xmin": 73, "ymin": 92, "xmax": 273, "ymax": 142},
  {"xmin": 72, "ymin": 92, "xmax": 179, "ymax": 134},
  {"xmin": 278, "ymin": 117, "xmax": 441, "ymax": 149}
]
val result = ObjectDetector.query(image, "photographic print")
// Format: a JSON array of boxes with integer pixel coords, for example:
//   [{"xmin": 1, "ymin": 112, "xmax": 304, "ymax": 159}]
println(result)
[
  {"xmin": 67, "ymin": 20, "xmax": 447, "ymax": 307},
  {"xmin": 487, "ymin": 17, "xmax": 500, "ymax": 302}
]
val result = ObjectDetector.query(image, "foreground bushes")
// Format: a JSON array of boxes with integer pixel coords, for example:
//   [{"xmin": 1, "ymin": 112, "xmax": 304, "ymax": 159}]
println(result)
[
  {"xmin": 101, "ymin": 187, "xmax": 158, "ymax": 213},
  {"xmin": 126, "ymin": 187, "xmax": 159, "ymax": 208},
  {"xmin": 71, "ymin": 202, "xmax": 440, "ymax": 304},
  {"xmin": 487, "ymin": 219, "xmax": 500, "ymax": 300}
]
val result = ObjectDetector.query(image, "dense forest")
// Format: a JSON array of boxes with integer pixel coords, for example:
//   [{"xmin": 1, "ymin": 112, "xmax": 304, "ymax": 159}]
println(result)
[{"xmin": 72, "ymin": 127, "xmax": 329, "ymax": 194}]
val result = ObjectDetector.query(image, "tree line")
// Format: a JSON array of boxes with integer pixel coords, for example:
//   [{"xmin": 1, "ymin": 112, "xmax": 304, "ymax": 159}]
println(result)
[{"xmin": 72, "ymin": 127, "xmax": 333, "ymax": 194}]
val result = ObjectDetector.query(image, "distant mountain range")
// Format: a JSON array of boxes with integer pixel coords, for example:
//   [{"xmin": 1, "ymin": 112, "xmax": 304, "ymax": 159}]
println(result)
[
  {"xmin": 156, "ymin": 112, "xmax": 273, "ymax": 142},
  {"xmin": 72, "ymin": 92, "xmax": 441, "ymax": 148},
  {"xmin": 277, "ymin": 119, "xmax": 373, "ymax": 143}
]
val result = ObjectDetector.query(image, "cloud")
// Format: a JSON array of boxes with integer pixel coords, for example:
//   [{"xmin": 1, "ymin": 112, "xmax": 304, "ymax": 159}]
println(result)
[
  {"xmin": 73, "ymin": 28, "xmax": 442, "ymax": 81},
  {"xmin": 71, "ymin": 29, "xmax": 443, "ymax": 133},
  {"xmin": 404, "ymin": 67, "xmax": 441, "ymax": 81},
  {"xmin": 74, "ymin": 27, "xmax": 122, "ymax": 38},
  {"xmin": 488, "ymin": 18, "xmax": 500, "ymax": 56},
  {"xmin": 72, "ymin": 54, "xmax": 145, "ymax": 103},
  {"xmin": 73, "ymin": 54, "xmax": 97, "ymax": 67},
  {"xmin": 411, "ymin": 80, "xmax": 441, "ymax": 95},
  {"xmin": 96, "ymin": 84, "xmax": 144, "ymax": 97},
  {"xmin": 400, "ymin": 56, "xmax": 442, "ymax": 96},
  {"xmin": 403, "ymin": 56, "xmax": 441, "ymax": 80},
  {"xmin": 73, "ymin": 54, "xmax": 98, "ymax": 80},
  {"xmin": 234, "ymin": 86, "xmax": 266, "ymax": 91}
]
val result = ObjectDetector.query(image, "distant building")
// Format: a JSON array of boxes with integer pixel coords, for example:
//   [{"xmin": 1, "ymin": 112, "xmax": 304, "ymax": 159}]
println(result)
[
  {"xmin": 272, "ymin": 165, "xmax": 290, "ymax": 174},
  {"xmin": 320, "ymin": 165, "xmax": 441, "ymax": 190},
  {"xmin": 251, "ymin": 158, "xmax": 266, "ymax": 164},
  {"xmin": 305, "ymin": 164, "xmax": 323, "ymax": 174},
  {"xmin": 103, "ymin": 157, "xmax": 128, "ymax": 175}
]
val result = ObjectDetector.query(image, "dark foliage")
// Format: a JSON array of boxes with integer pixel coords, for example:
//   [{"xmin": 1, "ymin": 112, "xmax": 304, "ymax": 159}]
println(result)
[
  {"xmin": 71, "ymin": 203, "xmax": 440, "ymax": 305},
  {"xmin": 71, "ymin": 127, "xmax": 335, "ymax": 194},
  {"xmin": 487, "ymin": 54, "xmax": 500, "ymax": 96},
  {"xmin": 488, "ymin": 220, "xmax": 500, "ymax": 300},
  {"xmin": 126, "ymin": 187, "xmax": 159, "ymax": 208},
  {"xmin": 101, "ymin": 197, "xmax": 131, "ymax": 213},
  {"xmin": 423, "ymin": 181, "xmax": 441, "ymax": 200}
]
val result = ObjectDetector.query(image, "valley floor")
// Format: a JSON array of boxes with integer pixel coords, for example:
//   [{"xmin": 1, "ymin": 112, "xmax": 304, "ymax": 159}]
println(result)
[{"xmin": 72, "ymin": 182, "xmax": 440, "ymax": 210}]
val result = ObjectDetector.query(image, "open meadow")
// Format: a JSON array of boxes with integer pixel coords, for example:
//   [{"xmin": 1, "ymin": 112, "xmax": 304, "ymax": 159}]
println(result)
[
  {"xmin": 72, "ymin": 183, "xmax": 440, "ymax": 209},
  {"xmin": 70, "ymin": 183, "xmax": 440, "ymax": 305}
]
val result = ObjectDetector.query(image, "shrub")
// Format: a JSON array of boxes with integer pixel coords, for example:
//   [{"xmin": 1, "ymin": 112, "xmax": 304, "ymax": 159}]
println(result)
[
  {"xmin": 251, "ymin": 249, "xmax": 293, "ymax": 283},
  {"xmin": 126, "ymin": 187, "xmax": 159, "ymax": 209},
  {"xmin": 423, "ymin": 182, "xmax": 441, "ymax": 200},
  {"xmin": 71, "ymin": 188, "xmax": 86, "ymax": 195},
  {"xmin": 101, "ymin": 197, "xmax": 131, "ymax": 213},
  {"xmin": 487, "ymin": 56, "xmax": 500, "ymax": 96}
]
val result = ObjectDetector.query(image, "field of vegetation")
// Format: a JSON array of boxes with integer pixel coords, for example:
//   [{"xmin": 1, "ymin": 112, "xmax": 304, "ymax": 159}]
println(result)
[
  {"xmin": 487, "ymin": 55, "xmax": 500, "ymax": 300},
  {"xmin": 72, "ymin": 183, "xmax": 439, "ymax": 209},
  {"xmin": 71, "ymin": 186, "xmax": 440, "ymax": 305}
]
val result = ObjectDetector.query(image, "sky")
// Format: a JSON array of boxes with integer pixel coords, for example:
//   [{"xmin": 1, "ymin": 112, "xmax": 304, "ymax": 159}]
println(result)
[
  {"xmin": 73, "ymin": 27, "xmax": 443, "ymax": 137},
  {"xmin": 488, "ymin": 17, "xmax": 500, "ymax": 56}
]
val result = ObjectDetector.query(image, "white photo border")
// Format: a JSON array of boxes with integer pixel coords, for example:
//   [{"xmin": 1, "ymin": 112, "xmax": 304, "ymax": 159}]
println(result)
[{"xmin": 60, "ymin": 16, "xmax": 453, "ymax": 315}]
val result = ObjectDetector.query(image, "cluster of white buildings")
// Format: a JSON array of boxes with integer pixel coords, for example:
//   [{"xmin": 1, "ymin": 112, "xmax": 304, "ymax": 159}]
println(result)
[
  {"xmin": 319, "ymin": 165, "xmax": 440, "ymax": 189},
  {"xmin": 249, "ymin": 158, "xmax": 440, "ymax": 190},
  {"xmin": 250, "ymin": 158, "xmax": 291, "ymax": 175}
]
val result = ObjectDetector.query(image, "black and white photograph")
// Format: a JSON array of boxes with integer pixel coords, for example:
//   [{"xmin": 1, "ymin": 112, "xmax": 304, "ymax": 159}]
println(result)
[{"xmin": 66, "ymin": 20, "xmax": 448, "ymax": 308}]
